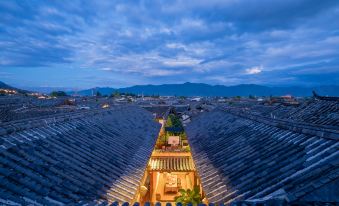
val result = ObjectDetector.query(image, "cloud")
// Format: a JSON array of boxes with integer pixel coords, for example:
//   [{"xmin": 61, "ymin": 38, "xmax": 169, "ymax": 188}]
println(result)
[
  {"xmin": 0, "ymin": 0, "xmax": 339, "ymax": 87},
  {"xmin": 100, "ymin": 67, "xmax": 113, "ymax": 71},
  {"xmin": 144, "ymin": 69, "xmax": 184, "ymax": 77},
  {"xmin": 245, "ymin": 66, "xmax": 263, "ymax": 75},
  {"xmin": 162, "ymin": 57, "xmax": 201, "ymax": 67}
]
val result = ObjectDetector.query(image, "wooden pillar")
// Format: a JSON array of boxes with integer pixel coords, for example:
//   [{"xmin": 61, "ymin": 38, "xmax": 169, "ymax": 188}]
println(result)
[
  {"xmin": 149, "ymin": 171, "xmax": 153, "ymax": 200},
  {"xmin": 194, "ymin": 172, "xmax": 197, "ymax": 187}
]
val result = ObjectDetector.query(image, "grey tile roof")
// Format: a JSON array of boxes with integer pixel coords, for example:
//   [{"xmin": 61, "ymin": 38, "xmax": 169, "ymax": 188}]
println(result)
[
  {"xmin": 142, "ymin": 105, "xmax": 170, "ymax": 119},
  {"xmin": 224, "ymin": 99, "xmax": 339, "ymax": 128},
  {"xmin": 0, "ymin": 96, "xmax": 71, "ymax": 123},
  {"xmin": 186, "ymin": 108, "xmax": 339, "ymax": 204},
  {"xmin": 148, "ymin": 156, "xmax": 195, "ymax": 171},
  {"xmin": 0, "ymin": 106, "xmax": 160, "ymax": 205}
]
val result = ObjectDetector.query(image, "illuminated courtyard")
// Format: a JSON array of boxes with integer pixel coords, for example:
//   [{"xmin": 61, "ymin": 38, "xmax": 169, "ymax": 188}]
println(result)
[{"xmin": 136, "ymin": 112, "xmax": 206, "ymax": 204}]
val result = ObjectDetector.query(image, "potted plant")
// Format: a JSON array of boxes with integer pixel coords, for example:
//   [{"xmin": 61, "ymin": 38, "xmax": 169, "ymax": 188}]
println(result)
[{"xmin": 174, "ymin": 186, "xmax": 202, "ymax": 206}]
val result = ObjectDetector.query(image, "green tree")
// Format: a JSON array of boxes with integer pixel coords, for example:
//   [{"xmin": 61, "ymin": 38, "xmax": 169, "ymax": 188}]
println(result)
[
  {"xmin": 180, "ymin": 132, "xmax": 187, "ymax": 140},
  {"xmin": 166, "ymin": 115, "xmax": 173, "ymax": 127},
  {"xmin": 166, "ymin": 114, "xmax": 183, "ymax": 129},
  {"xmin": 96, "ymin": 91, "xmax": 102, "ymax": 97},
  {"xmin": 174, "ymin": 186, "xmax": 202, "ymax": 206},
  {"xmin": 111, "ymin": 90, "xmax": 120, "ymax": 97},
  {"xmin": 50, "ymin": 91, "xmax": 67, "ymax": 97}
]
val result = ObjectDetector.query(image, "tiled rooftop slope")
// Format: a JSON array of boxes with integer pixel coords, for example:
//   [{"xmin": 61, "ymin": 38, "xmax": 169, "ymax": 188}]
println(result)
[
  {"xmin": 0, "ymin": 96, "xmax": 68, "ymax": 123},
  {"xmin": 0, "ymin": 106, "xmax": 160, "ymax": 205},
  {"xmin": 0, "ymin": 96, "xmax": 115, "ymax": 123},
  {"xmin": 186, "ymin": 100, "xmax": 339, "ymax": 205},
  {"xmin": 224, "ymin": 98, "xmax": 339, "ymax": 128}
]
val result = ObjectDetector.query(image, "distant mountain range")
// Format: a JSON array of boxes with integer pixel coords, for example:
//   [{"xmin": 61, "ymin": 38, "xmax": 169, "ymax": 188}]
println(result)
[
  {"xmin": 0, "ymin": 81, "xmax": 29, "ymax": 93},
  {"xmin": 1, "ymin": 81, "xmax": 338, "ymax": 97},
  {"xmin": 24, "ymin": 86, "xmax": 72, "ymax": 94},
  {"xmin": 68, "ymin": 82, "xmax": 339, "ymax": 97},
  {"xmin": 0, "ymin": 81, "xmax": 15, "ymax": 89}
]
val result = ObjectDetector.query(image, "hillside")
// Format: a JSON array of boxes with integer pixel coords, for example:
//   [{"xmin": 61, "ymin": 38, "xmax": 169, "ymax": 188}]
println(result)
[
  {"xmin": 70, "ymin": 82, "xmax": 339, "ymax": 97},
  {"xmin": 0, "ymin": 81, "xmax": 29, "ymax": 93}
]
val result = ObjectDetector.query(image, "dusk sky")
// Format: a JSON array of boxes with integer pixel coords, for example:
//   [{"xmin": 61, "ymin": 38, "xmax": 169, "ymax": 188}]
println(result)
[{"xmin": 1, "ymin": 0, "xmax": 339, "ymax": 89}]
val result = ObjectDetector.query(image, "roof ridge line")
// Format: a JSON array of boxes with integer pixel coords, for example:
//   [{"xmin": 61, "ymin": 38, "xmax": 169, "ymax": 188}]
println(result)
[
  {"xmin": 247, "ymin": 150, "xmax": 339, "ymax": 201},
  {"xmin": 221, "ymin": 108, "xmax": 339, "ymax": 141},
  {"xmin": 0, "ymin": 108, "xmax": 116, "ymax": 136}
]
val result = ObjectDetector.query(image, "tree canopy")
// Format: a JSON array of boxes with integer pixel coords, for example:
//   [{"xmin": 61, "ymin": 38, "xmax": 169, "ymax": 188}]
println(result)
[
  {"xmin": 175, "ymin": 186, "xmax": 202, "ymax": 206},
  {"xmin": 50, "ymin": 91, "xmax": 67, "ymax": 97},
  {"xmin": 96, "ymin": 91, "xmax": 102, "ymax": 97},
  {"xmin": 166, "ymin": 114, "xmax": 183, "ymax": 129}
]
